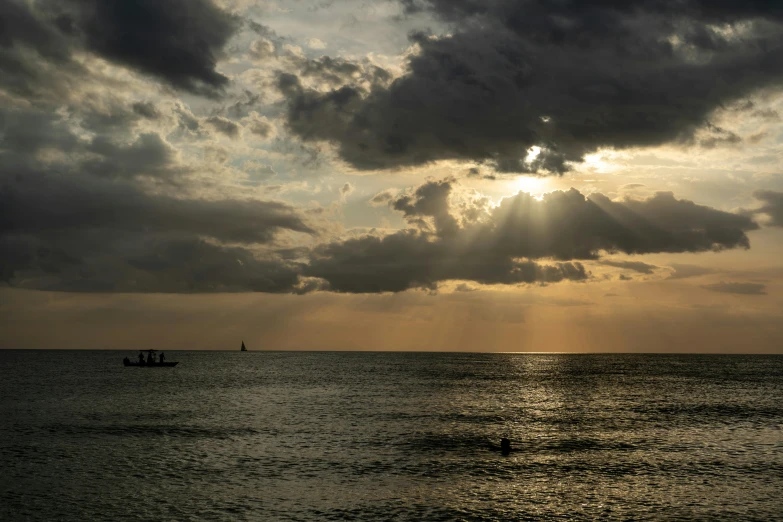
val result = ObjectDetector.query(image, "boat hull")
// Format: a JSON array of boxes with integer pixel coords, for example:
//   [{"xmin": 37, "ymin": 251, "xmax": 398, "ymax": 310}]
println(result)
[{"xmin": 123, "ymin": 361, "xmax": 178, "ymax": 367}]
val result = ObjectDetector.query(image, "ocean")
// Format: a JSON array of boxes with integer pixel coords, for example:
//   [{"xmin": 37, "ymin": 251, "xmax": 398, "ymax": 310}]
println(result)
[{"xmin": 1, "ymin": 351, "xmax": 781, "ymax": 521}]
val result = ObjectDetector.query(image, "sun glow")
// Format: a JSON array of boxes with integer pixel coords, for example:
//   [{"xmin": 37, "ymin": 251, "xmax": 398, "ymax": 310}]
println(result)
[
  {"xmin": 513, "ymin": 175, "xmax": 547, "ymax": 198},
  {"xmin": 583, "ymin": 150, "xmax": 622, "ymax": 173}
]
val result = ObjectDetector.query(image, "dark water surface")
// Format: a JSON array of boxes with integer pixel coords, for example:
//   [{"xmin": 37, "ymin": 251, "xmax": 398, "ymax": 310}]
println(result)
[{"xmin": 1, "ymin": 351, "xmax": 782, "ymax": 521}]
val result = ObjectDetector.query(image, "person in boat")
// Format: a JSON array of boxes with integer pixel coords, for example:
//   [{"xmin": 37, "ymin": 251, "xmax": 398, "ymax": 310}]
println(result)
[
  {"xmin": 123, "ymin": 356, "xmax": 130, "ymax": 365},
  {"xmin": 138, "ymin": 351, "xmax": 145, "ymax": 365},
  {"xmin": 159, "ymin": 352, "xmax": 165, "ymax": 364}
]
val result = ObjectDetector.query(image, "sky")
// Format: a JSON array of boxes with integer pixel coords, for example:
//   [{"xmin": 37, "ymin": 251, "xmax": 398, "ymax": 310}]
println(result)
[{"xmin": 2, "ymin": 0, "xmax": 783, "ymax": 352}]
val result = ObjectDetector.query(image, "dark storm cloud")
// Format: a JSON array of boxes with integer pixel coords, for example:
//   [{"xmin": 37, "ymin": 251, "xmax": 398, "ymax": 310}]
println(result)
[
  {"xmin": 0, "ymin": 170, "xmax": 314, "ymax": 292},
  {"xmin": 0, "ymin": 171, "xmax": 313, "ymax": 244},
  {"xmin": 416, "ymin": 180, "xmax": 757, "ymax": 258},
  {"xmin": 0, "ymin": 1, "xmax": 69, "ymax": 61},
  {"xmin": 475, "ymin": 183, "xmax": 756, "ymax": 259},
  {"xmin": 2, "ymin": 234, "xmax": 304, "ymax": 293},
  {"xmin": 83, "ymin": 133, "xmax": 184, "ymax": 180},
  {"xmin": 750, "ymin": 190, "xmax": 783, "ymax": 226},
  {"xmin": 0, "ymin": 235, "xmax": 80, "ymax": 284},
  {"xmin": 58, "ymin": 0, "xmax": 238, "ymax": 95},
  {"xmin": 120, "ymin": 239, "xmax": 303, "ymax": 293},
  {"xmin": 1, "ymin": 0, "xmax": 238, "ymax": 98},
  {"xmin": 279, "ymin": 0, "xmax": 783, "ymax": 172},
  {"xmin": 0, "ymin": 1, "xmax": 79, "ymax": 101},
  {"xmin": 0, "ymin": 103, "xmax": 315, "ymax": 292},
  {"xmin": 0, "ymin": 108, "xmax": 80, "ymax": 155},
  {"xmin": 1, "ymin": 107, "xmax": 183, "ymax": 181},
  {"xmin": 71, "ymin": 99, "xmax": 147, "ymax": 134},
  {"xmin": 701, "ymin": 282, "xmax": 767, "ymax": 295},
  {"xmin": 0, "ymin": 169, "xmax": 760, "ymax": 293},
  {"xmin": 305, "ymin": 232, "xmax": 589, "ymax": 293},
  {"xmin": 303, "ymin": 179, "xmax": 757, "ymax": 293}
]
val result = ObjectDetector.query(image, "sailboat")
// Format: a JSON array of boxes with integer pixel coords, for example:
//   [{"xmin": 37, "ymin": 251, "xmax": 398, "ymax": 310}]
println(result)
[{"xmin": 241, "ymin": 341, "xmax": 247, "ymax": 352}]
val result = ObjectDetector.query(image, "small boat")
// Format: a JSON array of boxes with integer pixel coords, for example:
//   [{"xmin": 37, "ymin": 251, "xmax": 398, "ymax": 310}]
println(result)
[
  {"xmin": 123, "ymin": 360, "xmax": 179, "ymax": 367},
  {"xmin": 241, "ymin": 341, "xmax": 247, "ymax": 352},
  {"xmin": 123, "ymin": 349, "xmax": 178, "ymax": 367}
]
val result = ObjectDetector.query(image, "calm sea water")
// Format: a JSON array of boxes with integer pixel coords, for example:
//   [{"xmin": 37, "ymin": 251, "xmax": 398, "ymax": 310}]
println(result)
[{"xmin": 1, "ymin": 351, "xmax": 781, "ymax": 521}]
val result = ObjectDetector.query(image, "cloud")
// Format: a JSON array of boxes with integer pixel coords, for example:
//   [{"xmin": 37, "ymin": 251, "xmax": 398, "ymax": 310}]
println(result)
[
  {"xmin": 0, "ymin": 95, "xmax": 316, "ymax": 293},
  {"xmin": 279, "ymin": 1, "xmax": 783, "ymax": 172},
  {"xmin": 62, "ymin": 0, "xmax": 238, "ymax": 95},
  {"xmin": 0, "ymin": 97, "xmax": 320, "ymax": 294},
  {"xmin": 302, "ymin": 178, "xmax": 757, "ymax": 293},
  {"xmin": 339, "ymin": 182, "xmax": 354, "ymax": 199},
  {"xmin": 1, "ymin": 0, "xmax": 238, "ymax": 98},
  {"xmin": 281, "ymin": 53, "xmax": 393, "ymax": 93},
  {"xmin": 369, "ymin": 189, "xmax": 396, "ymax": 206},
  {"xmin": 0, "ymin": 234, "xmax": 304, "ymax": 293},
  {"xmin": 479, "ymin": 188, "xmax": 756, "ymax": 260},
  {"xmin": 0, "ymin": 1, "xmax": 79, "ymax": 102},
  {"xmin": 0, "ymin": 106, "xmax": 186, "ymax": 182},
  {"xmin": 698, "ymin": 124, "xmax": 742, "ymax": 149},
  {"xmin": 599, "ymin": 260, "xmax": 659, "ymax": 274},
  {"xmin": 0, "ymin": 92, "xmax": 762, "ymax": 296},
  {"xmin": 305, "ymin": 233, "xmax": 589, "ymax": 293},
  {"xmin": 750, "ymin": 190, "xmax": 783, "ymax": 226},
  {"xmin": 307, "ymin": 38, "xmax": 327, "ymax": 50},
  {"xmin": 131, "ymin": 102, "xmax": 161, "ymax": 120},
  {"xmin": 248, "ymin": 38, "xmax": 276, "ymax": 62},
  {"xmin": 83, "ymin": 133, "xmax": 184, "ymax": 180},
  {"xmin": 1, "ymin": 171, "xmax": 313, "ymax": 245},
  {"xmin": 701, "ymin": 282, "xmax": 767, "ymax": 295},
  {"xmin": 243, "ymin": 112, "xmax": 275, "ymax": 139},
  {"xmin": 120, "ymin": 239, "xmax": 303, "ymax": 293},
  {"xmin": 2, "ymin": 2, "xmax": 775, "ymax": 298},
  {"xmin": 391, "ymin": 178, "xmax": 459, "ymax": 236},
  {"xmin": 206, "ymin": 115, "xmax": 241, "ymax": 138},
  {"xmin": 0, "ymin": 164, "xmax": 314, "ymax": 291}
]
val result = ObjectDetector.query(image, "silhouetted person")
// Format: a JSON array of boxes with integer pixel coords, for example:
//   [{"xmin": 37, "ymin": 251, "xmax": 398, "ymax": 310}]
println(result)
[
  {"xmin": 501, "ymin": 438, "xmax": 512, "ymax": 456},
  {"xmin": 146, "ymin": 351, "xmax": 154, "ymax": 365},
  {"xmin": 159, "ymin": 352, "xmax": 165, "ymax": 363},
  {"xmin": 138, "ymin": 352, "xmax": 145, "ymax": 365},
  {"xmin": 123, "ymin": 356, "xmax": 130, "ymax": 365}
]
